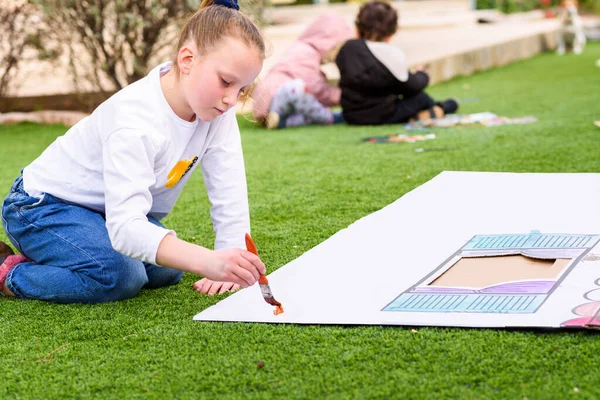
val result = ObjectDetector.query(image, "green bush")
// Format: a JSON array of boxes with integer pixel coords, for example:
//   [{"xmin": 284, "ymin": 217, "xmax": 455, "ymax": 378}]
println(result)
[
  {"xmin": 579, "ymin": 0, "xmax": 600, "ymax": 13},
  {"xmin": 477, "ymin": 0, "xmax": 599, "ymax": 14}
]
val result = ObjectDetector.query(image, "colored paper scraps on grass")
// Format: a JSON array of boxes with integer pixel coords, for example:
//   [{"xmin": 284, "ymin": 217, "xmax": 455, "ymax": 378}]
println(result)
[
  {"xmin": 404, "ymin": 112, "xmax": 538, "ymax": 130},
  {"xmin": 363, "ymin": 133, "xmax": 436, "ymax": 144}
]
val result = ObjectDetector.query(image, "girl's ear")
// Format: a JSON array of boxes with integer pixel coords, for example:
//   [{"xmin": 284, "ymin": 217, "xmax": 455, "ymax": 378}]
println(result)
[{"xmin": 177, "ymin": 45, "xmax": 195, "ymax": 75}]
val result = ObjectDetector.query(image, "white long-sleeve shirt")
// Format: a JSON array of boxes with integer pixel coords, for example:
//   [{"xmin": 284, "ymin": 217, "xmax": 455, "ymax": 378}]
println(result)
[{"xmin": 23, "ymin": 62, "xmax": 250, "ymax": 264}]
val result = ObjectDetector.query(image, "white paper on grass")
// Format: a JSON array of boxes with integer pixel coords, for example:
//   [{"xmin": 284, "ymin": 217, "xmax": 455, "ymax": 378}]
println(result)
[{"xmin": 194, "ymin": 171, "xmax": 600, "ymax": 328}]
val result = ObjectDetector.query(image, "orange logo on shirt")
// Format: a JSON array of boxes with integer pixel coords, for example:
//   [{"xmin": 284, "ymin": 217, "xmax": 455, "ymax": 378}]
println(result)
[{"xmin": 166, "ymin": 156, "xmax": 198, "ymax": 188}]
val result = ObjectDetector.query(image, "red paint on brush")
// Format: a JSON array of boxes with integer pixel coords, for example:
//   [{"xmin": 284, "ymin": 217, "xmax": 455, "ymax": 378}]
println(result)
[{"xmin": 245, "ymin": 233, "xmax": 284, "ymax": 315}]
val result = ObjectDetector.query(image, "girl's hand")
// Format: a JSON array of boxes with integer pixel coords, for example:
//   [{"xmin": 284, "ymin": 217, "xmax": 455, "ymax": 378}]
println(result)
[
  {"xmin": 193, "ymin": 278, "xmax": 241, "ymax": 295},
  {"xmin": 155, "ymin": 235, "xmax": 265, "ymax": 287},
  {"xmin": 204, "ymin": 248, "xmax": 265, "ymax": 287}
]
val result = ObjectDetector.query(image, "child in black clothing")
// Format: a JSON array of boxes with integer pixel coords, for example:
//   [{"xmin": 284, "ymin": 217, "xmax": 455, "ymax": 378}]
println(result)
[{"xmin": 335, "ymin": 0, "xmax": 458, "ymax": 125}]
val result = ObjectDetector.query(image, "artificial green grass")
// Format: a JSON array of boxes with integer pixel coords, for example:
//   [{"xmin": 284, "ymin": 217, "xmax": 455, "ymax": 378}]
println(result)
[{"xmin": 1, "ymin": 44, "xmax": 600, "ymax": 399}]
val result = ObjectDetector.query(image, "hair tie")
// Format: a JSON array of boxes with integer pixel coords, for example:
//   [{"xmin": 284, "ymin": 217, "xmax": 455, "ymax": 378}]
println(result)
[{"xmin": 214, "ymin": 0, "xmax": 240, "ymax": 10}]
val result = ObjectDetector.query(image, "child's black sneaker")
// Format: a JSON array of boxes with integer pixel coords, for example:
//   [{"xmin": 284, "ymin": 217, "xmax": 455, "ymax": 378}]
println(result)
[{"xmin": 438, "ymin": 98, "xmax": 459, "ymax": 114}]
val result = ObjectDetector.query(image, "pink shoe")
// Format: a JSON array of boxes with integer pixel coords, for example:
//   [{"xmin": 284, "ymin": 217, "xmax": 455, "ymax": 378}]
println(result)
[{"xmin": 0, "ymin": 253, "xmax": 28, "ymax": 290}]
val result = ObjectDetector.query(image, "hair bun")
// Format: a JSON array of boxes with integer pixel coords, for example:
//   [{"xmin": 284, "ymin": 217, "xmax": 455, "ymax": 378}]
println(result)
[{"xmin": 214, "ymin": 0, "xmax": 240, "ymax": 10}]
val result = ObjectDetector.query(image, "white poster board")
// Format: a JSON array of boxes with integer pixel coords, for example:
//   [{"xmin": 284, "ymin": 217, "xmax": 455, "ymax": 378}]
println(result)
[{"xmin": 194, "ymin": 172, "xmax": 600, "ymax": 329}]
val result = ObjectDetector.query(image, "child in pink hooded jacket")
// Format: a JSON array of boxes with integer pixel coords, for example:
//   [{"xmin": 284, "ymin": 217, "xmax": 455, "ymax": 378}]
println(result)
[{"xmin": 251, "ymin": 12, "xmax": 353, "ymax": 129}]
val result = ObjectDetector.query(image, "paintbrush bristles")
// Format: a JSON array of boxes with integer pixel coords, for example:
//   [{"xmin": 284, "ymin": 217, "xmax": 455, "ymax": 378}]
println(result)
[{"xmin": 245, "ymin": 233, "xmax": 284, "ymax": 314}]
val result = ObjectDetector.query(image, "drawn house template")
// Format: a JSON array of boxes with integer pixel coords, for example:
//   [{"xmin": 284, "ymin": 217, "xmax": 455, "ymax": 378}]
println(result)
[{"xmin": 384, "ymin": 232, "xmax": 600, "ymax": 314}]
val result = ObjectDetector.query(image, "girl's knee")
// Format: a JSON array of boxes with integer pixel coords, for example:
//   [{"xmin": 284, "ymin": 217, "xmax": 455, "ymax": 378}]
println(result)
[
  {"xmin": 93, "ymin": 256, "xmax": 148, "ymax": 302},
  {"xmin": 144, "ymin": 266, "xmax": 183, "ymax": 289}
]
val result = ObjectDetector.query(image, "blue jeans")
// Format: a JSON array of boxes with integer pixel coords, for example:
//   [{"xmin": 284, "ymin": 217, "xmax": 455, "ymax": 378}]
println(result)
[{"xmin": 1, "ymin": 175, "xmax": 183, "ymax": 303}]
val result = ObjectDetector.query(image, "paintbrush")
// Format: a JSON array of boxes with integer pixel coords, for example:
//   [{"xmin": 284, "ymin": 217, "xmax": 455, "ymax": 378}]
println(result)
[{"xmin": 245, "ymin": 233, "xmax": 284, "ymax": 315}]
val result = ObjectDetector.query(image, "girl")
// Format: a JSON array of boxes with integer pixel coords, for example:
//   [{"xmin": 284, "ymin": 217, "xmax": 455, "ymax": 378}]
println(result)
[
  {"xmin": 335, "ymin": 1, "xmax": 458, "ymax": 125},
  {"xmin": 0, "ymin": 0, "xmax": 267, "ymax": 303},
  {"xmin": 251, "ymin": 12, "xmax": 353, "ymax": 129}
]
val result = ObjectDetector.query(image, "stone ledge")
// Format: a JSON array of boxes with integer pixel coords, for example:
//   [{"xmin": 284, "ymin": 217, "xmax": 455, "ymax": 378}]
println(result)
[
  {"xmin": 0, "ymin": 91, "xmax": 113, "ymax": 114},
  {"xmin": 426, "ymin": 29, "xmax": 558, "ymax": 84},
  {"xmin": 0, "ymin": 110, "xmax": 89, "ymax": 127}
]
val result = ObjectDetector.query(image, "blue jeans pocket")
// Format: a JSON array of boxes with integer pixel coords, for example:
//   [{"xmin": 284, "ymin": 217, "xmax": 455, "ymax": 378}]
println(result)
[
  {"xmin": 19, "ymin": 192, "xmax": 48, "ymax": 212},
  {"xmin": 2, "ymin": 175, "xmax": 49, "ymax": 252},
  {"xmin": 7, "ymin": 192, "xmax": 47, "ymax": 226},
  {"xmin": 5, "ymin": 175, "xmax": 49, "ymax": 223},
  {"xmin": 2, "ymin": 204, "xmax": 24, "ymax": 253}
]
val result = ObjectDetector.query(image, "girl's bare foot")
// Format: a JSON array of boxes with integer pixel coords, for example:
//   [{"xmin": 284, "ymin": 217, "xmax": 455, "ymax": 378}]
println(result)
[{"xmin": 1, "ymin": 283, "xmax": 15, "ymax": 296}]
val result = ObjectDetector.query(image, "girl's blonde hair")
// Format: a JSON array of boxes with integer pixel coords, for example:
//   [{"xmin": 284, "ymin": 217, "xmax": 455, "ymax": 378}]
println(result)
[{"xmin": 173, "ymin": 0, "xmax": 266, "ymax": 71}]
